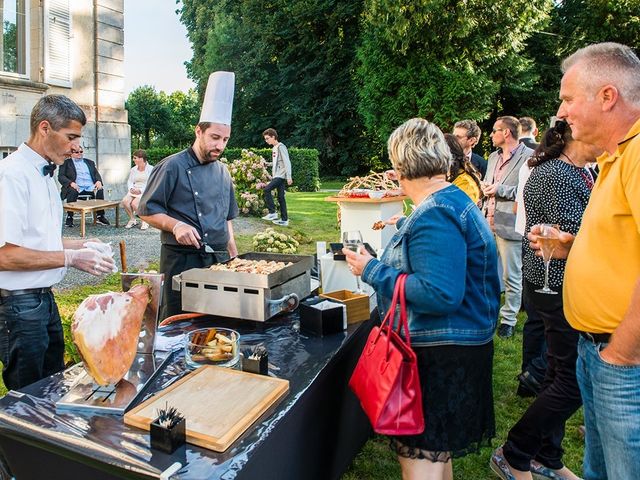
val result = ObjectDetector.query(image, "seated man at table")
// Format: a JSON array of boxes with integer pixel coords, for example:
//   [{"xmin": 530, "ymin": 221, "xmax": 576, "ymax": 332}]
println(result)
[{"xmin": 58, "ymin": 146, "xmax": 110, "ymax": 227}]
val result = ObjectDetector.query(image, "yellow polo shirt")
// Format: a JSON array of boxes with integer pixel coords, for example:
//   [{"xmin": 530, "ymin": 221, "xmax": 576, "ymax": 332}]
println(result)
[{"xmin": 564, "ymin": 117, "xmax": 640, "ymax": 333}]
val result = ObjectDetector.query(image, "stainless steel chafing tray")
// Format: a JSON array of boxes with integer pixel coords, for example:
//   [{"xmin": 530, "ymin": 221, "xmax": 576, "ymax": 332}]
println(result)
[{"xmin": 172, "ymin": 252, "xmax": 314, "ymax": 322}]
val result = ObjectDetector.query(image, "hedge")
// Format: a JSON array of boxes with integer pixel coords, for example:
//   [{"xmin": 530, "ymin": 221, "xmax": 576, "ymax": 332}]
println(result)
[{"xmin": 143, "ymin": 146, "xmax": 320, "ymax": 192}]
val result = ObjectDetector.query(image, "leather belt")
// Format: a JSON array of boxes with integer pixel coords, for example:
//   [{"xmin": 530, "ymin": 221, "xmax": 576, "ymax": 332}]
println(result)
[
  {"xmin": 579, "ymin": 331, "xmax": 611, "ymax": 344},
  {"xmin": 0, "ymin": 287, "xmax": 52, "ymax": 298}
]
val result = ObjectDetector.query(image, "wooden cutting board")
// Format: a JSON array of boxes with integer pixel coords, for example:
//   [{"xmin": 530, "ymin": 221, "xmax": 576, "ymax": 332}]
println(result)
[{"xmin": 124, "ymin": 366, "xmax": 289, "ymax": 452}]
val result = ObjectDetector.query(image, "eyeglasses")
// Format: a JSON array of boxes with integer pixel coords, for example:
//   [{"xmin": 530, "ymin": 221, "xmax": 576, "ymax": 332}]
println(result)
[
  {"xmin": 491, "ymin": 128, "xmax": 506, "ymax": 134},
  {"xmin": 72, "ymin": 149, "xmax": 83, "ymax": 154}
]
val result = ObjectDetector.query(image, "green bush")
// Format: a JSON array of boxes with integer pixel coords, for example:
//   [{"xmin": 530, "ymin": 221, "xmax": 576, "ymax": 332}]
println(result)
[
  {"xmin": 140, "ymin": 146, "xmax": 320, "ymax": 192},
  {"xmin": 145, "ymin": 146, "xmax": 182, "ymax": 166}
]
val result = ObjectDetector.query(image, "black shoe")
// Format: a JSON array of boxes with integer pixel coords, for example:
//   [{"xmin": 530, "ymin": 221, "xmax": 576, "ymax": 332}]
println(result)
[
  {"xmin": 497, "ymin": 324, "xmax": 515, "ymax": 338},
  {"xmin": 517, "ymin": 370, "xmax": 542, "ymax": 396},
  {"xmin": 96, "ymin": 215, "xmax": 110, "ymax": 226},
  {"xmin": 65, "ymin": 216, "xmax": 74, "ymax": 227},
  {"xmin": 516, "ymin": 383, "xmax": 536, "ymax": 398}
]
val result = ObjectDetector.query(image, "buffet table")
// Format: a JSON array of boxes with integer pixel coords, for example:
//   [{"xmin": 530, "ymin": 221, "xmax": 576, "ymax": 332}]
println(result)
[
  {"xmin": 325, "ymin": 196, "xmax": 406, "ymax": 251},
  {"xmin": 0, "ymin": 311, "xmax": 375, "ymax": 480}
]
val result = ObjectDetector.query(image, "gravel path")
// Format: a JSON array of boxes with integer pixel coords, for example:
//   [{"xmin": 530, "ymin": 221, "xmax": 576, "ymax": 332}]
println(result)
[{"xmin": 56, "ymin": 210, "xmax": 263, "ymax": 291}]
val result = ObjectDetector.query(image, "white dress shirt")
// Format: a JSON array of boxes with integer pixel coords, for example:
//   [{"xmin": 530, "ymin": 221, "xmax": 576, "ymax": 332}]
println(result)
[
  {"xmin": 514, "ymin": 161, "xmax": 533, "ymax": 236},
  {"xmin": 0, "ymin": 143, "xmax": 66, "ymax": 289}
]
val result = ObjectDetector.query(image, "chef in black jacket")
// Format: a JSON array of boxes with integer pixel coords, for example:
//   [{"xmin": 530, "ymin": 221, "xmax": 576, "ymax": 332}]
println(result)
[{"xmin": 138, "ymin": 72, "xmax": 239, "ymax": 319}]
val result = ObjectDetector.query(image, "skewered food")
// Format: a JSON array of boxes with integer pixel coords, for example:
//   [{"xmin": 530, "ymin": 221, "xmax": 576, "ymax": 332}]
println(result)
[
  {"xmin": 338, "ymin": 172, "xmax": 401, "ymax": 198},
  {"xmin": 209, "ymin": 258, "xmax": 292, "ymax": 275},
  {"xmin": 72, "ymin": 284, "xmax": 150, "ymax": 386}
]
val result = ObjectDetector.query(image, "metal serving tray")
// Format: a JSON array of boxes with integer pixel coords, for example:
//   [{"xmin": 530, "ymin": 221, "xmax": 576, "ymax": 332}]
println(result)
[
  {"xmin": 173, "ymin": 253, "xmax": 314, "ymax": 322},
  {"xmin": 177, "ymin": 252, "xmax": 314, "ymax": 289}
]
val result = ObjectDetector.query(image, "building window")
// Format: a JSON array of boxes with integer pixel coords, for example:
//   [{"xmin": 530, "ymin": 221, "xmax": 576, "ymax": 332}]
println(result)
[
  {"xmin": 0, "ymin": 0, "xmax": 27, "ymax": 76},
  {"xmin": 44, "ymin": 0, "xmax": 71, "ymax": 87}
]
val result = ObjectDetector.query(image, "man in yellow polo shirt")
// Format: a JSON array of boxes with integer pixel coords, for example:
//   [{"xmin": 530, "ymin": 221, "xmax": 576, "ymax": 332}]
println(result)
[{"xmin": 531, "ymin": 43, "xmax": 640, "ymax": 479}]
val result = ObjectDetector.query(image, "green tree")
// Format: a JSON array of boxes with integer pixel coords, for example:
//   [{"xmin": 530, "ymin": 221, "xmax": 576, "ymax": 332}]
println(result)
[
  {"xmin": 498, "ymin": 0, "xmax": 640, "ymax": 132},
  {"xmin": 556, "ymin": 0, "xmax": 640, "ymax": 53},
  {"xmin": 179, "ymin": 0, "xmax": 369, "ymax": 176},
  {"xmin": 160, "ymin": 89, "xmax": 200, "ymax": 148},
  {"xmin": 357, "ymin": 0, "xmax": 553, "ymax": 152},
  {"xmin": 125, "ymin": 86, "xmax": 170, "ymax": 148}
]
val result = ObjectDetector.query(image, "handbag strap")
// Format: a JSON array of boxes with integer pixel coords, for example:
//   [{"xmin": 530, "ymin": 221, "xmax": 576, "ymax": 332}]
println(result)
[
  {"xmin": 396, "ymin": 274, "xmax": 412, "ymax": 349},
  {"xmin": 377, "ymin": 274, "xmax": 412, "ymax": 360},
  {"xmin": 379, "ymin": 273, "xmax": 403, "ymax": 332}
]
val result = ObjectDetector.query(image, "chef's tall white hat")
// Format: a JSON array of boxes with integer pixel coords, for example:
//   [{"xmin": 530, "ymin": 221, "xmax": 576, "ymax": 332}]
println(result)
[{"xmin": 199, "ymin": 71, "xmax": 235, "ymax": 125}]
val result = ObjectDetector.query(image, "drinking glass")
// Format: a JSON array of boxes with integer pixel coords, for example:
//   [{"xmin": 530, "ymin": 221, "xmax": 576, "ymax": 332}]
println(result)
[
  {"xmin": 535, "ymin": 224, "xmax": 560, "ymax": 295},
  {"xmin": 342, "ymin": 230, "xmax": 364, "ymax": 294},
  {"xmin": 107, "ymin": 188, "xmax": 113, "ymax": 201}
]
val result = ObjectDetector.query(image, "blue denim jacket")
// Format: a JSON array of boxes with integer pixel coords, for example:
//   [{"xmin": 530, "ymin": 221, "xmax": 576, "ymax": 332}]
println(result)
[{"xmin": 362, "ymin": 185, "xmax": 500, "ymax": 346}]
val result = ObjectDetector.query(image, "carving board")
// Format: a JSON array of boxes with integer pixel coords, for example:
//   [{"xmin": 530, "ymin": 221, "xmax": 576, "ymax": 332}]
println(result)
[{"xmin": 124, "ymin": 366, "xmax": 289, "ymax": 452}]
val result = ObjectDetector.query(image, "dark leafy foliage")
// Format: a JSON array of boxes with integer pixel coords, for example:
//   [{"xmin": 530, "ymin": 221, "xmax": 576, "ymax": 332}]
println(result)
[
  {"xmin": 162, "ymin": 0, "xmax": 636, "ymax": 175},
  {"xmin": 179, "ymin": 0, "xmax": 369, "ymax": 176}
]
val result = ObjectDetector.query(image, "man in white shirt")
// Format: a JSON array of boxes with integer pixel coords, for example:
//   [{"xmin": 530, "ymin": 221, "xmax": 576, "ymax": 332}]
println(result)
[{"xmin": 0, "ymin": 95, "xmax": 115, "ymax": 391}]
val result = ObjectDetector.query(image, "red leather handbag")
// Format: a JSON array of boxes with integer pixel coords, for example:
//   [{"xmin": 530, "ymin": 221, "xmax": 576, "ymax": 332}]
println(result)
[{"xmin": 349, "ymin": 274, "xmax": 424, "ymax": 435}]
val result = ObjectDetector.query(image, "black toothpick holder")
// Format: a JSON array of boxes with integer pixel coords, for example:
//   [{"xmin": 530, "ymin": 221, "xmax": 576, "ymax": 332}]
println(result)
[
  {"xmin": 241, "ymin": 344, "xmax": 269, "ymax": 375},
  {"xmin": 150, "ymin": 416, "xmax": 186, "ymax": 454}
]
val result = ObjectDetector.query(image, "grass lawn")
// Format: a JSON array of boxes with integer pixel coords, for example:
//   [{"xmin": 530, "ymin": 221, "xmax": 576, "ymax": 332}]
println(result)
[{"xmin": 0, "ymin": 189, "xmax": 584, "ymax": 479}]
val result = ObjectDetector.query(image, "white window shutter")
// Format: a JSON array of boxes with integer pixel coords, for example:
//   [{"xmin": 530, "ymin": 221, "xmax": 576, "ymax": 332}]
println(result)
[{"xmin": 44, "ymin": 0, "xmax": 71, "ymax": 87}]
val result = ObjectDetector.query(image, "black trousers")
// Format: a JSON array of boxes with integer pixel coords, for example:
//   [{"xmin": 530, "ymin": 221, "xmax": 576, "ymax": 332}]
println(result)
[
  {"xmin": 264, "ymin": 177, "xmax": 288, "ymax": 221},
  {"xmin": 0, "ymin": 291, "xmax": 64, "ymax": 390},
  {"xmin": 521, "ymin": 285, "xmax": 547, "ymax": 384},
  {"xmin": 65, "ymin": 188, "xmax": 105, "ymax": 216},
  {"xmin": 159, "ymin": 244, "xmax": 228, "ymax": 320},
  {"xmin": 503, "ymin": 280, "xmax": 582, "ymax": 471}
]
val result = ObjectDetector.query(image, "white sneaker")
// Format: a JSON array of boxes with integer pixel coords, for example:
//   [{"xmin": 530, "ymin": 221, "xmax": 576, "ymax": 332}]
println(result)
[
  {"xmin": 125, "ymin": 219, "xmax": 137, "ymax": 229},
  {"xmin": 261, "ymin": 213, "xmax": 278, "ymax": 221},
  {"xmin": 140, "ymin": 221, "xmax": 149, "ymax": 230},
  {"xmin": 272, "ymin": 219, "xmax": 289, "ymax": 226}
]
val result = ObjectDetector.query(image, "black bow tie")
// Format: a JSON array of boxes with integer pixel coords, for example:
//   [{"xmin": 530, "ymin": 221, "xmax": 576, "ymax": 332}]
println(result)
[{"xmin": 42, "ymin": 163, "xmax": 57, "ymax": 177}]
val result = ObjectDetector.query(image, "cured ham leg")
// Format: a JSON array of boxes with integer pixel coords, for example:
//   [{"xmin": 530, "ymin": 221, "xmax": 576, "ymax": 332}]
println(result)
[{"xmin": 72, "ymin": 284, "xmax": 151, "ymax": 386}]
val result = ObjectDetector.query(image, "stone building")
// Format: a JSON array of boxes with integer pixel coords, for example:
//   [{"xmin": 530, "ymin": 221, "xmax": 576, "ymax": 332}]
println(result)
[{"xmin": 0, "ymin": 0, "xmax": 130, "ymax": 195}]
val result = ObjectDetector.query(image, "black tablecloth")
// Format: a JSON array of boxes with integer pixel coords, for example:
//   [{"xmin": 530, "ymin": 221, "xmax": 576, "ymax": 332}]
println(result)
[{"xmin": 0, "ymin": 311, "xmax": 374, "ymax": 479}]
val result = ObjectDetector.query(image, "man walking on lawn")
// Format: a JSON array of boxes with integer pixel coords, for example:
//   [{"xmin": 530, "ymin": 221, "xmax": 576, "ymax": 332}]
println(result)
[{"xmin": 261, "ymin": 128, "xmax": 292, "ymax": 227}]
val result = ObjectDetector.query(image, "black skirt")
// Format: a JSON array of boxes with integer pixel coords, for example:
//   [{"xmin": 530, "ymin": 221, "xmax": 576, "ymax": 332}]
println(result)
[{"xmin": 391, "ymin": 341, "xmax": 495, "ymax": 462}]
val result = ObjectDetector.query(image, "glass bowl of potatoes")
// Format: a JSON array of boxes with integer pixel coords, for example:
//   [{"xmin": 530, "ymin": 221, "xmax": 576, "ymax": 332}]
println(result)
[{"xmin": 185, "ymin": 327, "xmax": 240, "ymax": 370}]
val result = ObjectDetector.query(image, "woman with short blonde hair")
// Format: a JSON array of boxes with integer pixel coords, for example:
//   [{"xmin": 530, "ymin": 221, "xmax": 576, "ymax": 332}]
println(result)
[{"xmin": 345, "ymin": 118, "xmax": 500, "ymax": 480}]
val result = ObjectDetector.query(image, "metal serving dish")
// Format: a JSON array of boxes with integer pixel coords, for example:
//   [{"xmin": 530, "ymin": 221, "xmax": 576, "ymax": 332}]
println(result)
[{"xmin": 173, "ymin": 252, "xmax": 314, "ymax": 322}]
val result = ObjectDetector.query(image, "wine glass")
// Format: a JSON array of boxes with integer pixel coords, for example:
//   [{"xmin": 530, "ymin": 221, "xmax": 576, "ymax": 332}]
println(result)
[
  {"xmin": 535, "ymin": 224, "xmax": 560, "ymax": 295},
  {"xmin": 107, "ymin": 188, "xmax": 113, "ymax": 201},
  {"xmin": 342, "ymin": 230, "xmax": 364, "ymax": 294}
]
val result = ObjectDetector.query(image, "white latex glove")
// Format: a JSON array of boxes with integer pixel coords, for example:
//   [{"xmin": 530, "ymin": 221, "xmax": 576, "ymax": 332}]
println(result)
[
  {"xmin": 83, "ymin": 241, "xmax": 118, "ymax": 272},
  {"xmin": 83, "ymin": 241, "xmax": 113, "ymax": 256},
  {"xmin": 64, "ymin": 248, "xmax": 115, "ymax": 276},
  {"xmin": 172, "ymin": 221, "xmax": 201, "ymax": 248}
]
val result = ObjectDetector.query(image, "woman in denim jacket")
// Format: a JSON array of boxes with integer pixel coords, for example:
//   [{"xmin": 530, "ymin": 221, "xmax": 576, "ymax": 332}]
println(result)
[{"xmin": 344, "ymin": 118, "xmax": 500, "ymax": 480}]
